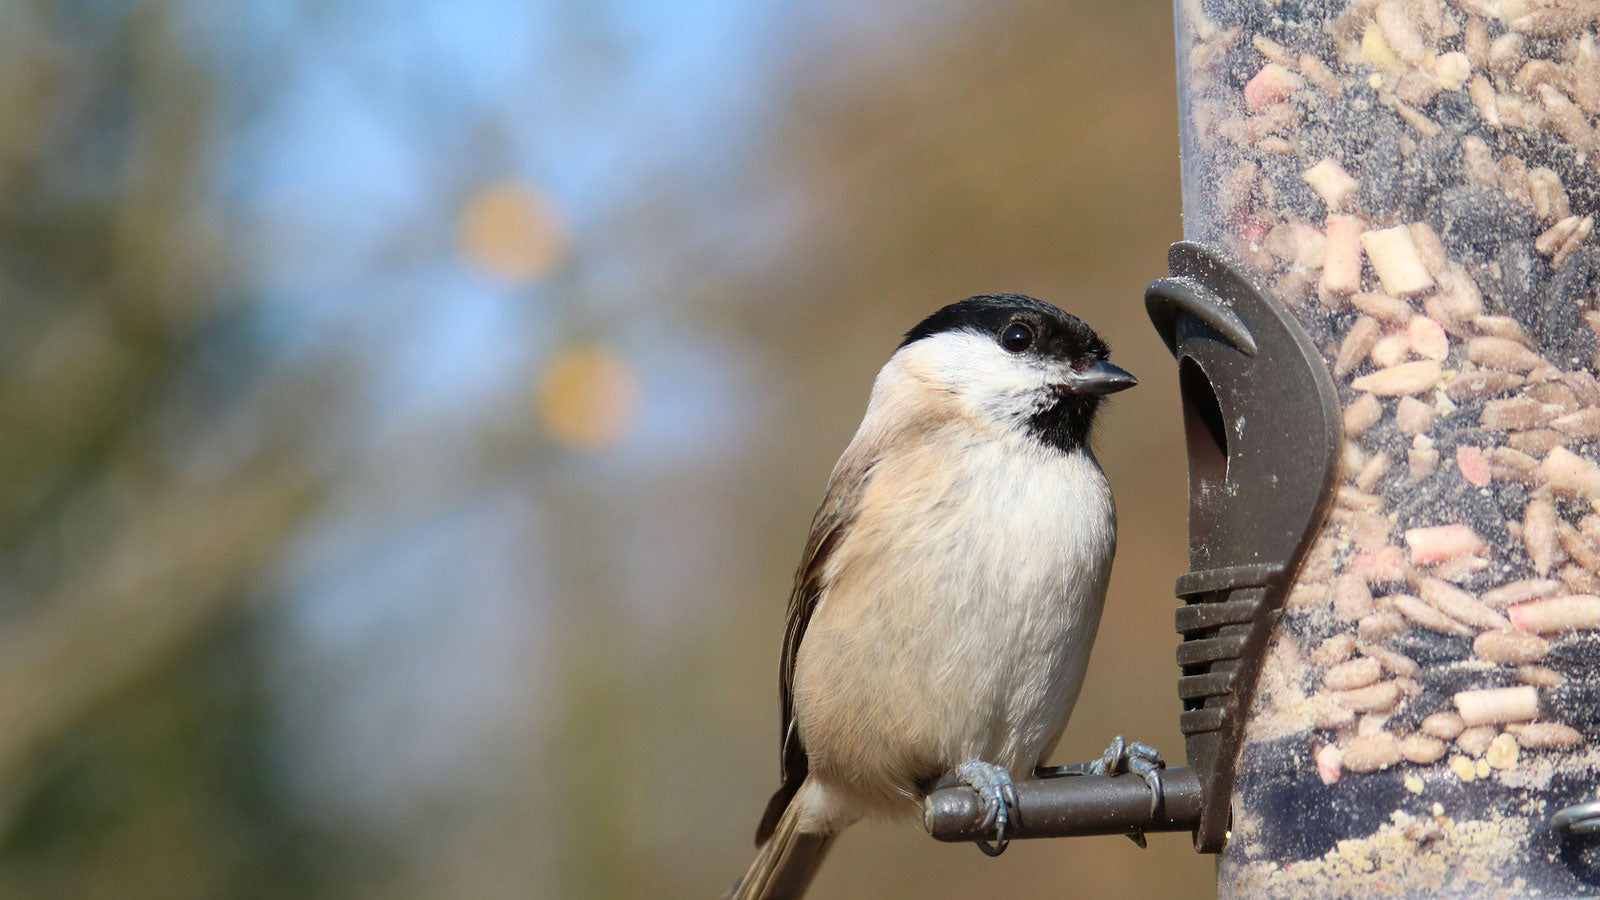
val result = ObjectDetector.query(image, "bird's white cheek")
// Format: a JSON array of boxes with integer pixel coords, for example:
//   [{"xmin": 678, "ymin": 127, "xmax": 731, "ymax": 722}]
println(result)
[{"xmin": 886, "ymin": 331, "xmax": 1053, "ymax": 423}]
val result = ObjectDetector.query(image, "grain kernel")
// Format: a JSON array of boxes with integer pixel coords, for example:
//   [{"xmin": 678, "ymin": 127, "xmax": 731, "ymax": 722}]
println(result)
[
  {"xmin": 1358, "ymin": 642, "xmax": 1419, "ymax": 677},
  {"xmin": 1420, "ymin": 578, "xmax": 1510, "ymax": 630},
  {"xmin": 1324, "ymin": 657, "xmax": 1383, "ymax": 691},
  {"xmin": 1469, "ymin": 337, "xmax": 1545, "ymax": 373},
  {"xmin": 1311, "ymin": 633, "xmax": 1358, "ymax": 666},
  {"xmin": 1333, "ymin": 574, "xmax": 1375, "ymax": 620},
  {"xmin": 1482, "ymin": 578, "xmax": 1563, "ymax": 608},
  {"xmin": 1524, "ymin": 499, "xmax": 1562, "ymax": 575},
  {"xmin": 1457, "ymin": 724, "xmax": 1497, "ymax": 757},
  {"xmin": 1342, "ymin": 733, "xmax": 1402, "ymax": 773},
  {"xmin": 1421, "ymin": 711, "xmax": 1466, "ymax": 741},
  {"xmin": 1329, "ymin": 680, "xmax": 1403, "ymax": 712},
  {"xmin": 1395, "ymin": 396, "xmax": 1434, "ymax": 435},
  {"xmin": 1512, "ymin": 722, "xmax": 1581, "ymax": 750},
  {"xmin": 1400, "ymin": 733, "xmax": 1447, "ymax": 764},
  {"xmin": 1344, "ymin": 393, "xmax": 1383, "ymax": 436},
  {"xmin": 1541, "ymin": 447, "xmax": 1600, "ymax": 498},
  {"xmin": 1394, "ymin": 593, "xmax": 1473, "ymax": 635},
  {"xmin": 1516, "ymin": 664, "xmax": 1564, "ymax": 688},
  {"xmin": 1472, "ymin": 628, "xmax": 1549, "ymax": 665}
]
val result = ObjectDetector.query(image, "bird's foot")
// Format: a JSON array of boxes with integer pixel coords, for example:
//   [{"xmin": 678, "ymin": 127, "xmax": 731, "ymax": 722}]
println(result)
[
  {"xmin": 943, "ymin": 760, "xmax": 1018, "ymax": 857},
  {"xmin": 1034, "ymin": 735, "xmax": 1165, "ymax": 847}
]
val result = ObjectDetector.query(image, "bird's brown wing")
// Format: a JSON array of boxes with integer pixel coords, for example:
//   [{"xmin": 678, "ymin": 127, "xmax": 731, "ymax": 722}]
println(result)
[{"xmin": 754, "ymin": 458, "xmax": 876, "ymax": 844}]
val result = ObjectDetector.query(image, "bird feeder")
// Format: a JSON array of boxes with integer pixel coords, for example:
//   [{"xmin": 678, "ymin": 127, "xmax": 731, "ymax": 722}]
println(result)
[
  {"xmin": 931, "ymin": 1, "xmax": 1600, "ymax": 895},
  {"xmin": 1167, "ymin": 0, "xmax": 1600, "ymax": 895}
]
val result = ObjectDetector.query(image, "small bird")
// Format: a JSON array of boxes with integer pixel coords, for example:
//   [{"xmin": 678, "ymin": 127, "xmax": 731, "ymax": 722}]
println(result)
[{"xmin": 732, "ymin": 295, "xmax": 1144, "ymax": 900}]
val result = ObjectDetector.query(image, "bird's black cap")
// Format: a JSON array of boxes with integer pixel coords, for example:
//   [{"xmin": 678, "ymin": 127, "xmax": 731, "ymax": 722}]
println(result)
[{"xmin": 899, "ymin": 294, "xmax": 1111, "ymax": 369}]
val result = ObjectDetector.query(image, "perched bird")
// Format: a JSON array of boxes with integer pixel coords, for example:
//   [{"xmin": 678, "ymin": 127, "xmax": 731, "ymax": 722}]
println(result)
[{"xmin": 732, "ymin": 295, "xmax": 1146, "ymax": 900}]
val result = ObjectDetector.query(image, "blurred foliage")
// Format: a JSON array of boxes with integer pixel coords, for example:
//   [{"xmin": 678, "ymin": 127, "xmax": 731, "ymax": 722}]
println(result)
[{"xmin": 0, "ymin": 0, "xmax": 1202, "ymax": 898}]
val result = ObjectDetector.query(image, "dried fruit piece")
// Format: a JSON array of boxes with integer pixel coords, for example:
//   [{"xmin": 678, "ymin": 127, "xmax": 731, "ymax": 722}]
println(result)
[
  {"xmin": 1536, "ymin": 214, "xmax": 1593, "ymax": 267},
  {"xmin": 1316, "ymin": 744, "xmax": 1343, "ymax": 784},
  {"xmin": 1359, "ymin": 642, "xmax": 1419, "ymax": 677},
  {"xmin": 1446, "ymin": 369, "xmax": 1524, "ymax": 402},
  {"xmin": 1508, "ymin": 594, "xmax": 1600, "ymax": 632},
  {"xmin": 1482, "ymin": 397, "xmax": 1557, "ymax": 429},
  {"xmin": 1351, "ymin": 291, "xmax": 1414, "ymax": 322},
  {"xmin": 1370, "ymin": 331, "xmax": 1413, "ymax": 368},
  {"xmin": 1303, "ymin": 158, "xmax": 1359, "ymax": 211},
  {"xmin": 1527, "ymin": 167, "xmax": 1571, "ymax": 222},
  {"xmin": 1245, "ymin": 63, "xmax": 1305, "ymax": 110},
  {"xmin": 1361, "ymin": 226, "xmax": 1436, "ymax": 296},
  {"xmin": 1517, "ymin": 664, "xmax": 1564, "ymax": 688},
  {"xmin": 1558, "ymin": 521, "xmax": 1600, "ymax": 570},
  {"xmin": 1354, "ymin": 452, "xmax": 1391, "ymax": 492},
  {"xmin": 1552, "ymin": 409, "xmax": 1600, "ymax": 438},
  {"xmin": 1454, "ymin": 685, "xmax": 1539, "ymax": 726},
  {"xmin": 1575, "ymin": 34, "xmax": 1600, "ymax": 114},
  {"xmin": 1433, "ymin": 51, "xmax": 1471, "ymax": 90},
  {"xmin": 1404, "ymin": 524, "xmax": 1486, "ymax": 565},
  {"xmin": 1409, "ymin": 316, "xmax": 1449, "ymax": 359},
  {"xmin": 1322, "ymin": 215, "xmax": 1365, "ymax": 295},
  {"xmin": 1456, "ymin": 445, "xmax": 1491, "ymax": 486}
]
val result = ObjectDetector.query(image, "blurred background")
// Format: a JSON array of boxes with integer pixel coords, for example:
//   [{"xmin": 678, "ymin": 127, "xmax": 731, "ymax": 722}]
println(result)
[{"xmin": 0, "ymin": 0, "xmax": 1201, "ymax": 897}]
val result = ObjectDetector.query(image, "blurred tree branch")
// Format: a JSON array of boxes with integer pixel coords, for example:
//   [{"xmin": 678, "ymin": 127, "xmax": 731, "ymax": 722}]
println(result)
[{"xmin": 0, "ymin": 466, "xmax": 316, "ymax": 799}]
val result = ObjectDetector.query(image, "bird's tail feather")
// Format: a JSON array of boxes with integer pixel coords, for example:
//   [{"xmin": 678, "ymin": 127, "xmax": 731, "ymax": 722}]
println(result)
[{"xmin": 728, "ymin": 784, "xmax": 835, "ymax": 900}]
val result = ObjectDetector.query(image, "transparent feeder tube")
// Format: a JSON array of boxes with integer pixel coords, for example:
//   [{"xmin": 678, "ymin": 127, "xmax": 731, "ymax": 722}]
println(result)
[{"xmin": 1172, "ymin": 0, "xmax": 1600, "ymax": 896}]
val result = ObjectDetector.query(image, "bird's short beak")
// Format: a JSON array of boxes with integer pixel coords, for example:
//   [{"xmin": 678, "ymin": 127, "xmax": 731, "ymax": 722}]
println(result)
[{"xmin": 1073, "ymin": 360, "xmax": 1138, "ymax": 395}]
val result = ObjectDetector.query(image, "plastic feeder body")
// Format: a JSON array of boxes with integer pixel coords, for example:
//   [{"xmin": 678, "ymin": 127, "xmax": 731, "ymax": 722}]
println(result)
[{"xmin": 1163, "ymin": 1, "xmax": 1600, "ymax": 896}]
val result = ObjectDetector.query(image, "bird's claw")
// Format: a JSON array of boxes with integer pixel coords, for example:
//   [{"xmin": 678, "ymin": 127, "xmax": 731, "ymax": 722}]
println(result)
[
  {"xmin": 1035, "ymin": 735, "xmax": 1165, "ymax": 847},
  {"xmin": 951, "ymin": 760, "xmax": 1018, "ymax": 857}
]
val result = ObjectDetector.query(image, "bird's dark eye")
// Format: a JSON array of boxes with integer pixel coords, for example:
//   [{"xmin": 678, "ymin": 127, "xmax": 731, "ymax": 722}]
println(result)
[{"xmin": 1000, "ymin": 322, "xmax": 1034, "ymax": 353}]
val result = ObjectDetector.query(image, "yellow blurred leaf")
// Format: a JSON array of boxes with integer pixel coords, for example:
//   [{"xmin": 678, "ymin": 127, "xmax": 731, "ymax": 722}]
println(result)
[
  {"xmin": 534, "ymin": 343, "xmax": 637, "ymax": 449},
  {"xmin": 458, "ymin": 181, "xmax": 565, "ymax": 282}
]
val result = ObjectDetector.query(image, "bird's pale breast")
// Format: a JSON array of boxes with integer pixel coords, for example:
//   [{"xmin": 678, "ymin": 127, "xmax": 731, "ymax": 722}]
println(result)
[{"xmin": 791, "ymin": 428, "xmax": 1116, "ymax": 815}]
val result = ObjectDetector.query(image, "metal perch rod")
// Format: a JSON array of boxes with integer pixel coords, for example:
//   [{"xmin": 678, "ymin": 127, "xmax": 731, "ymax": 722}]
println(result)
[{"xmin": 923, "ymin": 766, "xmax": 1203, "ymax": 843}]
